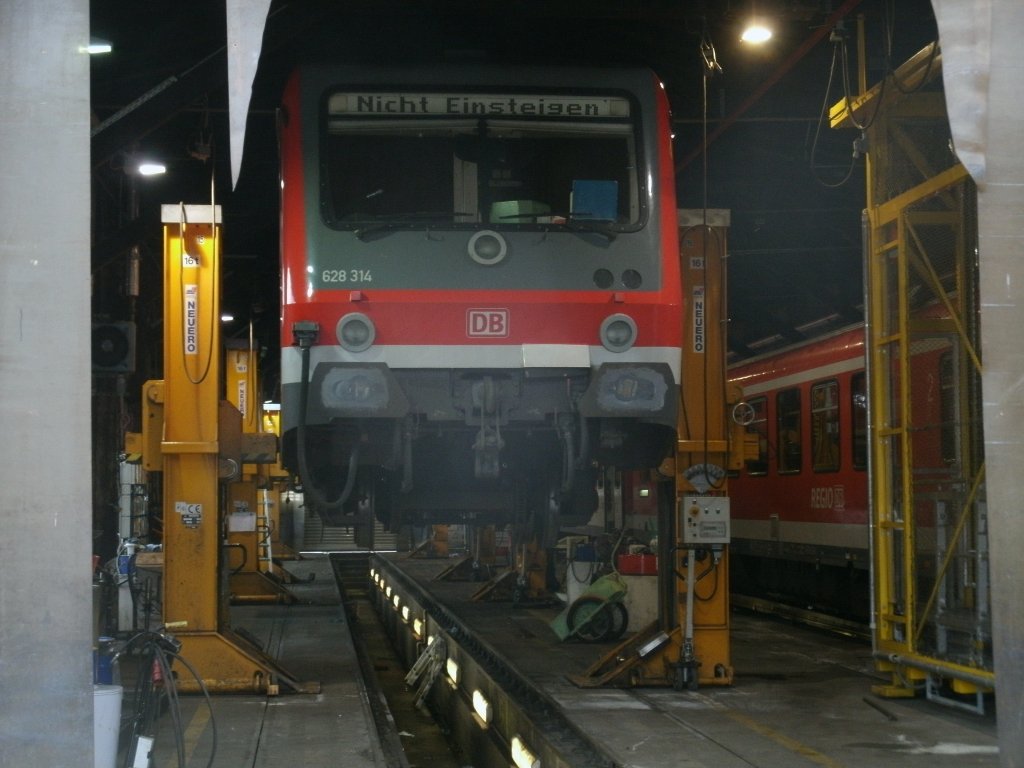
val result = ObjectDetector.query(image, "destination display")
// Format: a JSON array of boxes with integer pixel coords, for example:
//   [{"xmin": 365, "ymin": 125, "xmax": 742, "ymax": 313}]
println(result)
[{"xmin": 328, "ymin": 92, "xmax": 631, "ymax": 118}]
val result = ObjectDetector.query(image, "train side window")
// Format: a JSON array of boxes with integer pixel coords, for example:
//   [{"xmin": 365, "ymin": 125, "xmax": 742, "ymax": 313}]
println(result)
[
  {"xmin": 776, "ymin": 388, "xmax": 802, "ymax": 474},
  {"xmin": 939, "ymin": 351, "xmax": 958, "ymax": 464},
  {"xmin": 811, "ymin": 380, "xmax": 840, "ymax": 472},
  {"xmin": 851, "ymin": 372, "xmax": 867, "ymax": 470},
  {"xmin": 744, "ymin": 396, "xmax": 769, "ymax": 475}
]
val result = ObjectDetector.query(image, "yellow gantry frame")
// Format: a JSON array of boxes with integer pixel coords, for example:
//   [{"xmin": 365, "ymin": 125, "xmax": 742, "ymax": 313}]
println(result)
[
  {"xmin": 832, "ymin": 38, "xmax": 994, "ymax": 701},
  {"xmin": 159, "ymin": 204, "xmax": 315, "ymax": 694},
  {"xmin": 863, "ymin": 170, "xmax": 993, "ymax": 700}
]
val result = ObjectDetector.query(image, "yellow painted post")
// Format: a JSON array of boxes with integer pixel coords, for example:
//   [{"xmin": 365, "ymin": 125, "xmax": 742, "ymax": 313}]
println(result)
[
  {"xmin": 158, "ymin": 204, "xmax": 316, "ymax": 694},
  {"xmin": 161, "ymin": 203, "xmax": 223, "ymax": 634},
  {"xmin": 674, "ymin": 210, "xmax": 733, "ymax": 687}
]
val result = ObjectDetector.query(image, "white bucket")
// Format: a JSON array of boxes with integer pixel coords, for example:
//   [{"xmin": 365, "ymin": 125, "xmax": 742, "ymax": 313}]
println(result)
[{"xmin": 93, "ymin": 684, "xmax": 122, "ymax": 768}]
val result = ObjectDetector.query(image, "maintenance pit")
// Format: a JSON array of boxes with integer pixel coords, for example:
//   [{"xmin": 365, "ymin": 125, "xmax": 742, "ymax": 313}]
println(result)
[{"xmin": 361, "ymin": 552, "xmax": 999, "ymax": 768}]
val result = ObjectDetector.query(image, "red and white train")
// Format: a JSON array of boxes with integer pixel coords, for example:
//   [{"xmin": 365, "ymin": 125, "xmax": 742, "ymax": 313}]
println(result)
[
  {"xmin": 277, "ymin": 64, "xmax": 683, "ymax": 529},
  {"xmin": 728, "ymin": 316, "xmax": 973, "ymax": 620},
  {"xmin": 727, "ymin": 325, "xmax": 871, "ymax": 619}
]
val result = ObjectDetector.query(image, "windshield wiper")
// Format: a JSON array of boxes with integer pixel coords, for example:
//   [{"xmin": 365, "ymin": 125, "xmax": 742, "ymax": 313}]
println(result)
[
  {"xmin": 497, "ymin": 211, "xmax": 618, "ymax": 242},
  {"xmin": 352, "ymin": 212, "xmax": 474, "ymax": 241}
]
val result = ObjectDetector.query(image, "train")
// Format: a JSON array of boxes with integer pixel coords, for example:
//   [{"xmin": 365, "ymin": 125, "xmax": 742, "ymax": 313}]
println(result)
[
  {"xmin": 727, "ymin": 317, "xmax": 972, "ymax": 622},
  {"xmin": 727, "ymin": 325, "xmax": 871, "ymax": 620},
  {"xmin": 277, "ymin": 64, "xmax": 683, "ymax": 532}
]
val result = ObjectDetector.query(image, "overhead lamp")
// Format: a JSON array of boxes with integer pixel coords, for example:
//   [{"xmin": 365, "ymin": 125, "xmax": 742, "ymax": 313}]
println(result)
[
  {"xmin": 220, "ymin": 313, "xmax": 235, "ymax": 323},
  {"xmin": 80, "ymin": 40, "xmax": 112, "ymax": 55},
  {"xmin": 136, "ymin": 162, "xmax": 167, "ymax": 176},
  {"xmin": 741, "ymin": 19, "xmax": 773, "ymax": 44}
]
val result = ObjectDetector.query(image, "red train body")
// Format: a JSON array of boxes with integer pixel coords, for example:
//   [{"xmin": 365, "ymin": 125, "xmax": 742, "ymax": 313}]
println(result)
[
  {"xmin": 728, "ymin": 304, "xmax": 970, "ymax": 621},
  {"xmin": 278, "ymin": 65, "xmax": 683, "ymax": 528},
  {"xmin": 728, "ymin": 326, "xmax": 871, "ymax": 618}
]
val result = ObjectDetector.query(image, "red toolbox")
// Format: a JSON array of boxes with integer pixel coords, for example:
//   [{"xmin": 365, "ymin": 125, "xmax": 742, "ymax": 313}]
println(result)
[{"xmin": 617, "ymin": 553, "xmax": 658, "ymax": 575}]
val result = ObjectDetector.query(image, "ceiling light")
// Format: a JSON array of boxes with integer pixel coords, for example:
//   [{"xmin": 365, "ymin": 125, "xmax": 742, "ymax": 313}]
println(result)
[
  {"xmin": 80, "ymin": 40, "xmax": 112, "ymax": 55},
  {"xmin": 741, "ymin": 20, "xmax": 773, "ymax": 44},
  {"xmin": 136, "ymin": 162, "xmax": 167, "ymax": 176}
]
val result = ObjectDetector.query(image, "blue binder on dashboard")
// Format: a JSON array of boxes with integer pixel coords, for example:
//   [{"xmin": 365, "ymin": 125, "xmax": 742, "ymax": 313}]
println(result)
[{"xmin": 570, "ymin": 180, "xmax": 618, "ymax": 221}]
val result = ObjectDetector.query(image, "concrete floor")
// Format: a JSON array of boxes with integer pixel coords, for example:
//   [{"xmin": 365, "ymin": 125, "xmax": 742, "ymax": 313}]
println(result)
[{"xmin": 139, "ymin": 554, "xmax": 999, "ymax": 768}]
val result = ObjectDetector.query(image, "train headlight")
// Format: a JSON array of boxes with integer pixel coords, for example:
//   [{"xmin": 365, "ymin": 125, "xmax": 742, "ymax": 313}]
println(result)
[
  {"xmin": 320, "ymin": 367, "xmax": 388, "ymax": 410},
  {"xmin": 594, "ymin": 366, "xmax": 667, "ymax": 412},
  {"xmin": 600, "ymin": 313, "xmax": 637, "ymax": 352},
  {"xmin": 336, "ymin": 312, "xmax": 375, "ymax": 352},
  {"xmin": 611, "ymin": 374, "xmax": 654, "ymax": 403},
  {"xmin": 311, "ymin": 362, "xmax": 409, "ymax": 417}
]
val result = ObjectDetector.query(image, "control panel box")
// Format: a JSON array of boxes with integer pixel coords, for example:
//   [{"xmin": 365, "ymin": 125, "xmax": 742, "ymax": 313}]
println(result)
[{"xmin": 680, "ymin": 495, "xmax": 731, "ymax": 545}]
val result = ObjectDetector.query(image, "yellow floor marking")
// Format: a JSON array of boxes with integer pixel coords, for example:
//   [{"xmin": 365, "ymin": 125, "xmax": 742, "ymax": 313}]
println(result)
[
  {"xmin": 726, "ymin": 710, "xmax": 848, "ymax": 768},
  {"xmin": 183, "ymin": 704, "xmax": 211, "ymax": 763}
]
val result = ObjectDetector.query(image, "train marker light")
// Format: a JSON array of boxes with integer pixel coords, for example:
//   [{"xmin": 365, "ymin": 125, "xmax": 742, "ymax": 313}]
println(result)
[
  {"xmin": 600, "ymin": 313, "xmax": 637, "ymax": 352},
  {"xmin": 336, "ymin": 312, "xmax": 375, "ymax": 352}
]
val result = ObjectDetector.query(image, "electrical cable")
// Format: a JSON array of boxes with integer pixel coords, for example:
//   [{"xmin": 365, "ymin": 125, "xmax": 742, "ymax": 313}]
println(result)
[
  {"xmin": 808, "ymin": 38, "xmax": 861, "ymax": 189},
  {"xmin": 809, "ymin": 0, "xmax": 944, "ymax": 189},
  {"xmin": 115, "ymin": 629, "xmax": 218, "ymax": 768},
  {"xmin": 296, "ymin": 343, "xmax": 360, "ymax": 515},
  {"xmin": 176, "ymin": 201, "xmax": 216, "ymax": 386}
]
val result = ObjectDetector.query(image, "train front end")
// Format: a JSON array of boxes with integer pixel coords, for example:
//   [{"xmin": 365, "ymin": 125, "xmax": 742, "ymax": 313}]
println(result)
[{"xmin": 279, "ymin": 65, "xmax": 682, "ymax": 526}]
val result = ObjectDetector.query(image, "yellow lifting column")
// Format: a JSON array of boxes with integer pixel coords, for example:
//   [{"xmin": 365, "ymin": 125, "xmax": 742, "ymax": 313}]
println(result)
[
  {"xmin": 670, "ymin": 210, "xmax": 738, "ymax": 688},
  {"xmin": 159, "ymin": 204, "xmax": 315, "ymax": 694},
  {"xmin": 572, "ymin": 210, "xmax": 745, "ymax": 689},
  {"xmin": 224, "ymin": 342, "xmax": 296, "ymax": 603}
]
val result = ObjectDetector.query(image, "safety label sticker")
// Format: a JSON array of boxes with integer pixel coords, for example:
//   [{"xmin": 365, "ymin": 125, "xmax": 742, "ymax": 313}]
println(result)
[{"xmin": 175, "ymin": 501, "xmax": 203, "ymax": 528}]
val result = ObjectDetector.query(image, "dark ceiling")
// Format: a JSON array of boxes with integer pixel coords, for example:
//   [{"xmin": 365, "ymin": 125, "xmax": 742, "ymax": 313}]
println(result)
[{"xmin": 89, "ymin": 0, "xmax": 939, "ymax": 390}]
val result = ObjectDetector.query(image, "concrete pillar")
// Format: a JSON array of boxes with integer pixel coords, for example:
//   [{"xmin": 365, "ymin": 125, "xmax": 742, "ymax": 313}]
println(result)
[
  {"xmin": 0, "ymin": 2, "xmax": 94, "ymax": 765},
  {"xmin": 934, "ymin": 1, "xmax": 1024, "ymax": 765}
]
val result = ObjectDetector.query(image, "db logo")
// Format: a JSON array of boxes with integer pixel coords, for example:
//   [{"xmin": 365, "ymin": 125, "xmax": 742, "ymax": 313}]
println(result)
[{"xmin": 467, "ymin": 309, "xmax": 509, "ymax": 337}]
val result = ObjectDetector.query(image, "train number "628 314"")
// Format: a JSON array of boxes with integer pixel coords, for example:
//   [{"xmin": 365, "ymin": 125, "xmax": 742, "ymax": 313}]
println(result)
[{"xmin": 322, "ymin": 269, "xmax": 373, "ymax": 283}]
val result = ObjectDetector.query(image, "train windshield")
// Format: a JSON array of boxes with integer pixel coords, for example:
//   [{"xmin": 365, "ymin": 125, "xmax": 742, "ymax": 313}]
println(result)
[{"xmin": 322, "ymin": 90, "xmax": 641, "ymax": 232}]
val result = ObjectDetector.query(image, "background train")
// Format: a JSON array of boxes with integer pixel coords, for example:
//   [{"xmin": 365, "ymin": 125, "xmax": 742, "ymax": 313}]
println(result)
[
  {"xmin": 728, "ymin": 318, "xmax": 972, "ymax": 623},
  {"xmin": 728, "ymin": 325, "xmax": 871, "ymax": 620},
  {"xmin": 278, "ymin": 64, "xmax": 683, "ymax": 534}
]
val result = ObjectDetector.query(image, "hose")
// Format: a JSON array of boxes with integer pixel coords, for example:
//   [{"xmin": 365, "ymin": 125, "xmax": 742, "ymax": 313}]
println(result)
[{"xmin": 296, "ymin": 343, "xmax": 359, "ymax": 514}]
